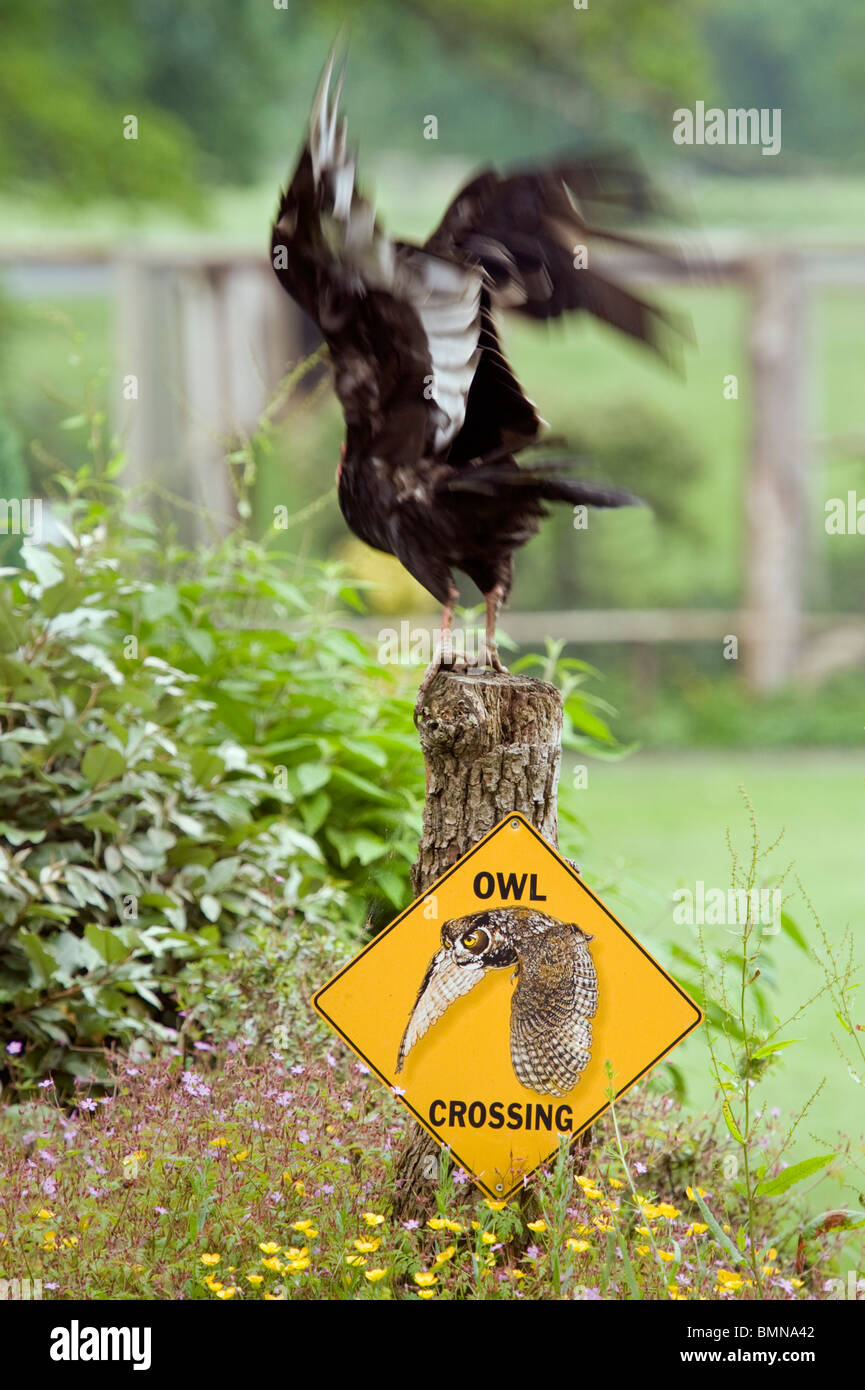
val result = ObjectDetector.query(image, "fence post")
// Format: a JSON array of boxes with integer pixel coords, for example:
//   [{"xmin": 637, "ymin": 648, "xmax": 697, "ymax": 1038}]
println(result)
[{"xmin": 744, "ymin": 251, "xmax": 812, "ymax": 692}]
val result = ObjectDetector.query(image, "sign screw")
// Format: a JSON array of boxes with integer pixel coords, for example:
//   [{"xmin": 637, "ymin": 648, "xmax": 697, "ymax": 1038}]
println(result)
[{"xmin": 510, "ymin": 819, "xmax": 520, "ymax": 830}]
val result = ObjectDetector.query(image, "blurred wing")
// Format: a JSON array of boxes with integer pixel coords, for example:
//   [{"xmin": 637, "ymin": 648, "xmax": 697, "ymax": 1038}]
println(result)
[
  {"xmin": 510, "ymin": 926, "xmax": 598, "ymax": 1097},
  {"xmin": 396, "ymin": 948, "xmax": 485, "ymax": 1073},
  {"xmin": 425, "ymin": 156, "xmax": 684, "ymax": 465},
  {"xmin": 271, "ymin": 47, "xmax": 482, "ymax": 459}
]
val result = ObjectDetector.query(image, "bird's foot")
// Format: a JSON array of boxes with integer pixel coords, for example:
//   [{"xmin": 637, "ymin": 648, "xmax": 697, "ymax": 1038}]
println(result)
[{"xmin": 478, "ymin": 640, "xmax": 508, "ymax": 676}]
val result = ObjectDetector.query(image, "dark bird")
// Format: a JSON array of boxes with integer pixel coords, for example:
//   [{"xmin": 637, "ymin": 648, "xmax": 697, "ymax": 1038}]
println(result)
[{"xmin": 271, "ymin": 49, "xmax": 681, "ymax": 711}]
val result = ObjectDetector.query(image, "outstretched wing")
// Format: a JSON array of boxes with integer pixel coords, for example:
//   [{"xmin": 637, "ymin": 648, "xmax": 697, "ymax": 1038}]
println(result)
[
  {"xmin": 510, "ymin": 925, "xmax": 598, "ymax": 1097},
  {"xmin": 396, "ymin": 948, "xmax": 486, "ymax": 1073},
  {"xmin": 271, "ymin": 47, "xmax": 482, "ymax": 461},
  {"xmin": 425, "ymin": 156, "xmax": 683, "ymax": 466}
]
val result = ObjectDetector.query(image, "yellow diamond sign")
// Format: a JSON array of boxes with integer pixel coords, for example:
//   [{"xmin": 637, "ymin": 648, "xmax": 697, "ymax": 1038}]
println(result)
[{"xmin": 313, "ymin": 812, "xmax": 702, "ymax": 1199}]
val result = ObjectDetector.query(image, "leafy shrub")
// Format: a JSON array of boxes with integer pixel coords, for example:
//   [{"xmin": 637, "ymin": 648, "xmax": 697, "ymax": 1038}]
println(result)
[{"xmin": 0, "ymin": 473, "xmax": 423, "ymax": 1093}]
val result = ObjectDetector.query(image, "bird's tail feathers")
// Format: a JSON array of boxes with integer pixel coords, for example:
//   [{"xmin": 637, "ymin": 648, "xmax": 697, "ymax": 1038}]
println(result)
[{"xmin": 443, "ymin": 460, "xmax": 644, "ymax": 510}]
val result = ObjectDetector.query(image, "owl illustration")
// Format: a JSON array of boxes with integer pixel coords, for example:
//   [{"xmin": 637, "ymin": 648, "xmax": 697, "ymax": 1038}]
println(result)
[{"xmin": 396, "ymin": 907, "xmax": 598, "ymax": 1097}]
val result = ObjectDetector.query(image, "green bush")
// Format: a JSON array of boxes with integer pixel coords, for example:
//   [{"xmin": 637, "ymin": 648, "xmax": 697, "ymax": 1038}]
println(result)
[{"xmin": 0, "ymin": 474, "xmax": 424, "ymax": 1093}]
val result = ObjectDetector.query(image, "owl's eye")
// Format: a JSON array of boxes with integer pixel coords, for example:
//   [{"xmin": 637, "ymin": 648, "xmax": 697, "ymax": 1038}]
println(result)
[{"xmin": 460, "ymin": 928, "xmax": 489, "ymax": 954}]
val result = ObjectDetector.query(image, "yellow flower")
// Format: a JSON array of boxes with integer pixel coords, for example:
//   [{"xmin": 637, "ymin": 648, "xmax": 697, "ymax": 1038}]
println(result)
[
  {"xmin": 365, "ymin": 1268, "xmax": 388, "ymax": 1282},
  {"xmin": 286, "ymin": 1259, "xmax": 310, "ymax": 1273},
  {"xmin": 209, "ymin": 1137, "xmax": 227, "ymax": 1148},
  {"xmin": 246, "ymin": 1274, "xmax": 264, "ymax": 1286},
  {"xmin": 636, "ymin": 1245, "xmax": 651, "ymax": 1256},
  {"xmin": 636, "ymin": 1225, "xmax": 654, "ymax": 1237},
  {"xmin": 216, "ymin": 1287, "xmax": 236, "ymax": 1299},
  {"xmin": 284, "ymin": 1245, "xmax": 308, "ymax": 1260},
  {"xmin": 722, "ymin": 1223, "xmax": 731, "ymax": 1234},
  {"xmin": 609, "ymin": 1178, "xmax": 625, "ymax": 1189},
  {"xmin": 571, "ymin": 1222, "xmax": 591, "ymax": 1235},
  {"xmin": 200, "ymin": 1253, "xmax": 221, "ymax": 1267},
  {"xmin": 599, "ymin": 1199, "xmax": 620, "ymax": 1213},
  {"xmin": 471, "ymin": 1220, "xmax": 481, "ymax": 1231},
  {"xmin": 60, "ymin": 1236, "xmax": 78, "ymax": 1249},
  {"xmin": 443, "ymin": 1219, "xmax": 465, "ymax": 1233},
  {"xmin": 484, "ymin": 1199, "xmax": 507, "ymax": 1211},
  {"xmin": 574, "ymin": 1175, "xmax": 597, "ymax": 1190},
  {"xmin": 427, "ymin": 1217, "xmax": 446, "ymax": 1230},
  {"xmin": 526, "ymin": 1219, "xmax": 547, "ymax": 1232},
  {"xmin": 231, "ymin": 1149, "xmax": 248, "ymax": 1163},
  {"xmin": 668, "ymin": 1283, "xmax": 686, "ymax": 1300},
  {"xmin": 480, "ymin": 1232, "xmax": 497, "ymax": 1245},
  {"xmin": 657, "ymin": 1250, "xmax": 675, "ymax": 1263},
  {"xmin": 583, "ymin": 1189, "xmax": 604, "ymax": 1201},
  {"xmin": 264, "ymin": 1292, "xmax": 285, "ymax": 1301},
  {"xmin": 353, "ymin": 1238, "xmax": 381, "ymax": 1253},
  {"xmin": 37, "ymin": 1208, "xmax": 54, "ymax": 1220},
  {"xmin": 762, "ymin": 1264, "xmax": 777, "ymax": 1276},
  {"xmin": 565, "ymin": 1239, "xmax": 591, "ymax": 1253},
  {"xmin": 685, "ymin": 1186, "xmax": 707, "ymax": 1201},
  {"xmin": 591, "ymin": 1217, "xmax": 613, "ymax": 1232},
  {"xmin": 282, "ymin": 1170, "xmax": 293, "ymax": 1183},
  {"xmin": 261, "ymin": 1257, "xmax": 284, "ymax": 1273},
  {"xmin": 362, "ymin": 1212, "xmax": 385, "ymax": 1227},
  {"xmin": 716, "ymin": 1269, "xmax": 745, "ymax": 1290},
  {"xmin": 791, "ymin": 1278, "xmax": 804, "ymax": 1289},
  {"xmin": 346, "ymin": 1254, "xmax": 367, "ymax": 1267},
  {"xmin": 417, "ymin": 1289, "xmax": 435, "ymax": 1299},
  {"xmin": 259, "ymin": 1241, "xmax": 281, "ymax": 1255},
  {"xmin": 294, "ymin": 1180, "xmax": 305, "ymax": 1196},
  {"xmin": 640, "ymin": 1203, "xmax": 662, "ymax": 1221},
  {"xmin": 434, "ymin": 1245, "xmax": 456, "ymax": 1266},
  {"xmin": 765, "ymin": 1246, "xmax": 778, "ymax": 1261},
  {"xmin": 291, "ymin": 1219, "xmax": 316, "ymax": 1233},
  {"xmin": 655, "ymin": 1204, "xmax": 681, "ymax": 1220},
  {"xmin": 205, "ymin": 1277, "xmax": 223, "ymax": 1292},
  {"xmin": 685, "ymin": 1223, "xmax": 708, "ymax": 1236},
  {"xmin": 42, "ymin": 1232, "xmax": 57, "ymax": 1250},
  {"xmin": 509, "ymin": 1269, "xmax": 527, "ymax": 1280},
  {"xmin": 414, "ymin": 1272, "xmax": 438, "ymax": 1287}
]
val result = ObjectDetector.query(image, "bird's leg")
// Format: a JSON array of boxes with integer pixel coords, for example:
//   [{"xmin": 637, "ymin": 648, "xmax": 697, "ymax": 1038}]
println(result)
[
  {"xmin": 480, "ymin": 584, "xmax": 508, "ymax": 673},
  {"xmin": 414, "ymin": 587, "xmax": 461, "ymax": 724}
]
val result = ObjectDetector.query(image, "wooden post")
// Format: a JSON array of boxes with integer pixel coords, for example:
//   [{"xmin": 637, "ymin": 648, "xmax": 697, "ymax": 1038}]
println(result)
[
  {"xmin": 744, "ymin": 252, "xmax": 812, "ymax": 692},
  {"xmin": 394, "ymin": 667, "xmax": 589, "ymax": 1216}
]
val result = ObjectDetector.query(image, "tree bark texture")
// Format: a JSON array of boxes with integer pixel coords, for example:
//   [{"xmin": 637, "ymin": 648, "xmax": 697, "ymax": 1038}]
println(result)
[{"xmin": 394, "ymin": 668, "xmax": 569, "ymax": 1219}]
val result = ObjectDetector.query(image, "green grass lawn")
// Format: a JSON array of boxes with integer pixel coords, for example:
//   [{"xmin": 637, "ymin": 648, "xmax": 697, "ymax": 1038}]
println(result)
[{"xmin": 572, "ymin": 749, "xmax": 865, "ymax": 1243}]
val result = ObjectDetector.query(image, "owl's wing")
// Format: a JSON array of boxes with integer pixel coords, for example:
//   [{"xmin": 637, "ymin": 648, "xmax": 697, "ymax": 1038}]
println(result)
[
  {"xmin": 510, "ymin": 925, "xmax": 598, "ymax": 1097},
  {"xmin": 396, "ymin": 948, "xmax": 486, "ymax": 1073}
]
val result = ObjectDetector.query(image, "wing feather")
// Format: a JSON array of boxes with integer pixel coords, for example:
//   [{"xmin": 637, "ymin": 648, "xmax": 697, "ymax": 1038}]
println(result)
[
  {"xmin": 510, "ymin": 925, "xmax": 598, "ymax": 1097},
  {"xmin": 396, "ymin": 948, "xmax": 485, "ymax": 1073}
]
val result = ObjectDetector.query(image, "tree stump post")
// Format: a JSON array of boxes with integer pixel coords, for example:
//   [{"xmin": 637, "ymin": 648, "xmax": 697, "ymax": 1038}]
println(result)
[{"xmin": 394, "ymin": 667, "xmax": 585, "ymax": 1217}]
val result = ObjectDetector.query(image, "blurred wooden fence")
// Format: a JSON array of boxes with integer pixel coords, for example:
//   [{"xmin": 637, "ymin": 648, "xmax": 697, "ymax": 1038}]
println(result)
[{"xmin": 2, "ymin": 242, "xmax": 864, "ymax": 692}]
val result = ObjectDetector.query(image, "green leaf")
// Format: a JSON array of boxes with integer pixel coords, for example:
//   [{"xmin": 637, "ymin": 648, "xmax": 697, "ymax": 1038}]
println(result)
[
  {"xmin": 141, "ymin": 586, "xmax": 180, "ymax": 622},
  {"xmin": 84, "ymin": 923, "xmax": 131, "ymax": 965},
  {"xmin": 753, "ymin": 1039, "xmax": 801, "ymax": 1059},
  {"xmin": 721, "ymin": 1100, "xmax": 745, "ymax": 1144},
  {"xmin": 20, "ymin": 543, "xmax": 64, "ymax": 590},
  {"xmin": 17, "ymin": 930, "xmax": 57, "ymax": 987},
  {"xmin": 690, "ymin": 1190, "xmax": 748, "ymax": 1266},
  {"xmin": 82, "ymin": 744, "xmax": 126, "ymax": 786},
  {"xmin": 780, "ymin": 911, "xmax": 809, "ymax": 953},
  {"xmin": 200, "ymin": 895, "xmax": 222, "ymax": 923},
  {"xmin": 757, "ymin": 1154, "xmax": 837, "ymax": 1198}
]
